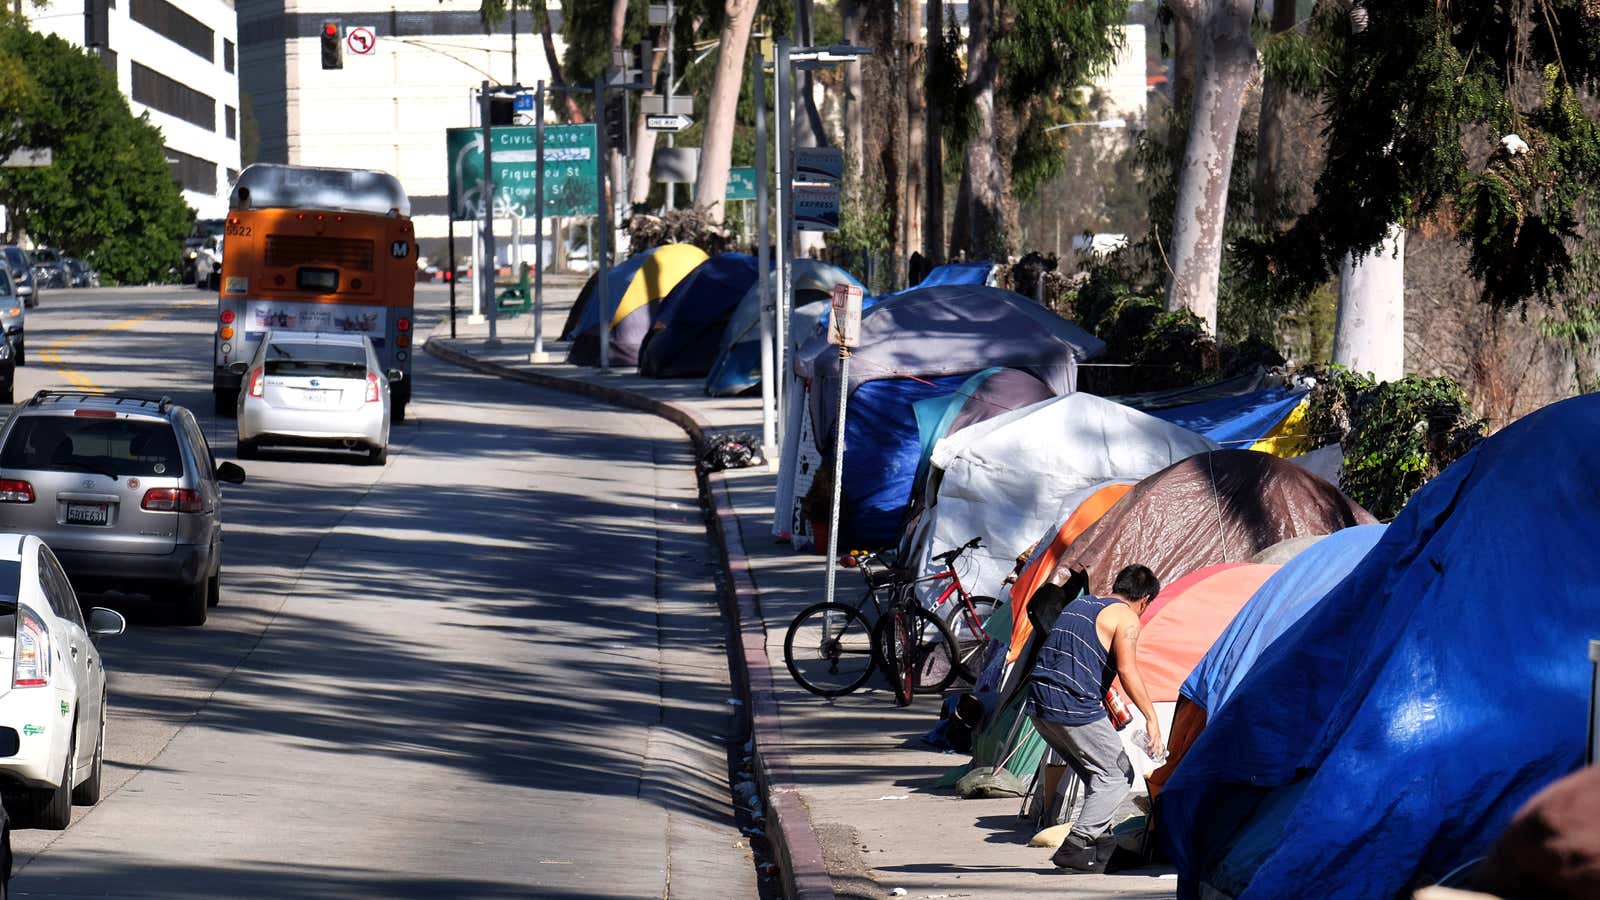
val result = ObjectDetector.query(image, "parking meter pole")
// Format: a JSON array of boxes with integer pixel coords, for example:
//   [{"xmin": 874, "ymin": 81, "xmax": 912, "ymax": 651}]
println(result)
[
  {"xmin": 480, "ymin": 80, "xmax": 500, "ymax": 346},
  {"xmin": 447, "ymin": 216, "xmax": 457, "ymax": 338},
  {"xmin": 774, "ymin": 38, "xmax": 791, "ymax": 433},
  {"xmin": 824, "ymin": 347, "xmax": 850, "ymax": 608},
  {"xmin": 595, "ymin": 72, "xmax": 612, "ymax": 372},
  {"xmin": 532, "ymin": 80, "xmax": 546, "ymax": 360},
  {"xmin": 754, "ymin": 52, "xmax": 776, "ymax": 461}
]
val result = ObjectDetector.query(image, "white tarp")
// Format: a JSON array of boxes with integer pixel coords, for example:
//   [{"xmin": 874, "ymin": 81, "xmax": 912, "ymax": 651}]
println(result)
[{"xmin": 913, "ymin": 392, "xmax": 1220, "ymax": 603}]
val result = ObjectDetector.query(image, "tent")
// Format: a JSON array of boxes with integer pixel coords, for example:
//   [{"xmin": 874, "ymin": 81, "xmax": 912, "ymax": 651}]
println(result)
[
  {"xmin": 908, "ymin": 392, "xmax": 1218, "ymax": 606},
  {"xmin": 566, "ymin": 243, "xmax": 709, "ymax": 366},
  {"xmin": 788, "ymin": 285, "xmax": 1106, "ymax": 550},
  {"xmin": 638, "ymin": 253, "xmax": 762, "ymax": 378},
  {"xmin": 1045, "ymin": 449, "xmax": 1376, "ymax": 599},
  {"xmin": 703, "ymin": 260, "xmax": 861, "ymax": 397},
  {"xmin": 1160, "ymin": 394, "xmax": 1600, "ymax": 899},
  {"xmin": 907, "ymin": 368, "xmax": 1060, "ymax": 507},
  {"xmin": 917, "ymin": 260, "xmax": 994, "ymax": 287}
]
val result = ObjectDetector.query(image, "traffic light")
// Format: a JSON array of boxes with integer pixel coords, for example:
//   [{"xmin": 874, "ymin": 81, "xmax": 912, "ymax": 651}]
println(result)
[
  {"xmin": 489, "ymin": 96, "xmax": 515, "ymax": 126},
  {"xmin": 320, "ymin": 22, "xmax": 342, "ymax": 70},
  {"xmin": 604, "ymin": 93, "xmax": 629, "ymax": 152}
]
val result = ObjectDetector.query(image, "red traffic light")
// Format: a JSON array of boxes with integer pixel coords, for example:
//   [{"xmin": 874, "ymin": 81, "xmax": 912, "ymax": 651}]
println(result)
[{"xmin": 323, "ymin": 22, "xmax": 338, "ymax": 36}]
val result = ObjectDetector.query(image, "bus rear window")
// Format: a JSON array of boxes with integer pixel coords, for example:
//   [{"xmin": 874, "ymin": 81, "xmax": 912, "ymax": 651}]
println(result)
[{"xmin": 297, "ymin": 268, "xmax": 338, "ymax": 292}]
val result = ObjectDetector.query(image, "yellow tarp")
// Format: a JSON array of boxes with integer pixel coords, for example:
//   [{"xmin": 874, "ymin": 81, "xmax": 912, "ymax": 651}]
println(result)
[
  {"xmin": 1248, "ymin": 397, "xmax": 1316, "ymax": 458},
  {"xmin": 611, "ymin": 243, "xmax": 708, "ymax": 327}
]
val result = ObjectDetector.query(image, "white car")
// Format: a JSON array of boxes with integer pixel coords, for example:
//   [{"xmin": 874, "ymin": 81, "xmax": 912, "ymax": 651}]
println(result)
[
  {"xmin": 0, "ymin": 535, "xmax": 125, "ymax": 829},
  {"xmin": 194, "ymin": 234, "xmax": 223, "ymax": 291},
  {"xmin": 234, "ymin": 331, "xmax": 399, "ymax": 465}
]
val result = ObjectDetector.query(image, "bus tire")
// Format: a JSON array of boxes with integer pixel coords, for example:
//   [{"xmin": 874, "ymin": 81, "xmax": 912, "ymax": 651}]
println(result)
[
  {"xmin": 214, "ymin": 387, "xmax": 236, "ymax": 418},
  {"xmin": 391, "ymin": 397, "xmax": 406, "ymax": 424}
]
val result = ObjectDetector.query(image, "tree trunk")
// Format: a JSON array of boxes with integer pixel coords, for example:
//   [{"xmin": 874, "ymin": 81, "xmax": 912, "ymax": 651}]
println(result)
[
  {"xmin": 537, "ymin": 5, "xmax": 584, "ymax": 123},
  {"xmin": 607, "ymin": 0, "xmax": 628, "ymax": 230},
  {"xmin": 693, "ymin": 0, "xmax": 759, "ymax": 224},
  {"xmin": 1334, "ymin": 225, "xmax": 1406, "ymax": 381},
  {"xmin": 1163, "ymin": 0, "xmax": 1256, "ymax": 333},
  {"xmin": 951, "ymin": 0, "xmax": 1001, "ymax": 260},
  {"xmin": 923, "ymin": 0, "xmax": 945, "ymax": 265},
  {"xmin": 1171, "ymin": 15, "xmax": 1198, "ymax": 116},
  {"xmin": 841, "ymin": 0, "xmax": 865, "ymax": 185},
  {"xmin": 898, "ymin": 0, "xmax": 925, "ymax": 287},
  {"xmin": 629, "ymin": 26, "xmax": 667, "ymax": 206},
  {"xmin": 1253, "ymin": 0, "xmax": 1299, "ymax": 225}
]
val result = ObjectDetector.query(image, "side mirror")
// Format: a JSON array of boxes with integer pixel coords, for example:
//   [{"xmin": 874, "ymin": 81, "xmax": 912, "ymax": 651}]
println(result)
[
  {"xmin": 226, "ymin": 361, "xmax": 248, "ymax": 376},
  {"xmin": 88, "ymin": 607, "xmax": 126, "ymax": 639},
  {"xmin": 385, "ymin": 369, "xmax": 404, "ymax": 383},
  {"xmin": 215, "ymin": 461, "xmax": 246, "ymax": 484}
]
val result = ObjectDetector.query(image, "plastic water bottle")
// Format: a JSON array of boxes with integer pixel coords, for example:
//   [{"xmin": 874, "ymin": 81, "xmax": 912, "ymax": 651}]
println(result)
[{"xmin": 1132, "ymin": 728, "xmax": 1168, "ymax": 764}]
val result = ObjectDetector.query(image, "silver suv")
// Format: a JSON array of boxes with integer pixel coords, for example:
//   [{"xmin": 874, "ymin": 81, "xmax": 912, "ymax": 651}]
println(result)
[{"xmin": 0, "ymin": 392, "xmax": 246, "ymax": 625}]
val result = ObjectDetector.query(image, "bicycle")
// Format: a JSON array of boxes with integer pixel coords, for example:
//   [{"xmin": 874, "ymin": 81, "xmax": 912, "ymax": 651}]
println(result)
[
  {"xmin": 874, "ymin": 537, "xmax": 1000, "ymax": 704},
  {"xmin": 782, "ymin": 550, "xmax": 908, "ymax": 698},
  {"xmin": 916, "ymin": 537, "xmax": 1002, "ymax": 685}
]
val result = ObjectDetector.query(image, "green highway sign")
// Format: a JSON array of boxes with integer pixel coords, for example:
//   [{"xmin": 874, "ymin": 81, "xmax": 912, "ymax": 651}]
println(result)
[
  {"xmin": 727, "ymin": 167, "xmax": 757, "ymax": 202},
  {"xmin": 446, "ymin": 125, "xmax": 599, "ymax": 220}
]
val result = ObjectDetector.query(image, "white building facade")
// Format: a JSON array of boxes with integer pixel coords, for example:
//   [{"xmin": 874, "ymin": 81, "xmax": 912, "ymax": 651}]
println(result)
[
  {"xmin": 238, "ymin": 0, "xmax": 548, "ymax": 255},
  {"xmin": 29, "ymin": 0, "xmax": 243, "ymax": 219}
]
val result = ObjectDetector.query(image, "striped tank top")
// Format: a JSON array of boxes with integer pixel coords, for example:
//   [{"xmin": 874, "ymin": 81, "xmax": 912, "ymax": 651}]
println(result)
[{"xmin": 1027, "ymin": 594, "xmax": 1119, "ymax": 726}]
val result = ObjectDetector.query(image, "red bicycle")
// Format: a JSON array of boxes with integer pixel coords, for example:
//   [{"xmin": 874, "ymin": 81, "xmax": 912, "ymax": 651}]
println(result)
[{"xmin": 908, "ymin": 536, "xmax": 1001, "ymax": 685}]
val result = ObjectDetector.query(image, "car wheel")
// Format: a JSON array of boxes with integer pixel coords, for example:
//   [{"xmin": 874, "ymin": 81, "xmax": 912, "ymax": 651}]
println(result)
[
  {"xmin": 390, "ymin": 396, "xmax": 407, "ymax": 424},
  {"xmin": 236, "ymin": 438, "xmax": 258, "ymax": 460},
  {"xmin": 213, "ymin": 387, "xmax": 236, "ymax": 418},
  {"xmin": 172, "ymin": 579, "xmax": 207, "ymax": 627},
  {"xmin": 206, "ymin": 571, "xmax": 220, "ymax": 608},
  {"xmin": 71, "ymin": 697, "xmax": 104, "ymax": 806},
  {"xmin": 365, "ymin": 444, "xmax": 387, "ymax": 466},
  {"xmin": 29, "ymin": 731, "xmax": 74, "ymax": 829}
]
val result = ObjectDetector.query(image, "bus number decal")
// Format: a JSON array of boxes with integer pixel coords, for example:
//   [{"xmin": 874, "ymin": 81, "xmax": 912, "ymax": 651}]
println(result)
[
  {"xmin": 226, "ymin": 224, "xmax": 252, "ymax": 237},
  {"xmin": 390, "ymin": 241, "xmax": 409, "ymax": 258}
]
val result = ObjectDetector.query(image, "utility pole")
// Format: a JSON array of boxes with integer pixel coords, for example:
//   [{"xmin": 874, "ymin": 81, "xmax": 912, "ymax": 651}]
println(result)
[
  {"xmin": 754, "ymin": 49, "xmax": 776, "ymax": 461},
  {"xmin": 596, "ymin": 72, "xmax": 612, "ymax": 371},
  {"xmin": 480, "ymin": 80, "xmax": 499, "ymax": 345}
]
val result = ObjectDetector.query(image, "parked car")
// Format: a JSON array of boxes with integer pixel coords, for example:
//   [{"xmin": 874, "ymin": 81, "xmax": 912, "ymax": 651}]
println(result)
[
  {"xmin": 181, "ymin": 219, "xmax": 224, "ymax": 285},
  {"xmin": 0, "ymin": 391, "xmax": 246, "ymax": 625},
  {"xmin": 0, "ymin": 535, "xmax": 126, "ymax": 828},
  {"xmin": 0, "ymin": 260, "xmax": 25, "ymax": 368},
  {"xmin": 62, "ymin": 257, "xmax": 98, "ymax": 289},
  {"xmin": 234, "ymin": 331, "xmax": 398, "ymax": 465},
  {"xmin": 1, "ymin": 247, "xmax": 37, "ymax": 309},
  {"xmin": 193, "ymin": 234, "xmax": 223, "ymax": 291},
  {"xmin": 29, "ymin": 248, "xmax": 68, "ymax": 290}
]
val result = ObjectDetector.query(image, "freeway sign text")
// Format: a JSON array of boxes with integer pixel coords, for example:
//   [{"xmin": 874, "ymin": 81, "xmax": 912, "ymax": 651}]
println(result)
[{"xmin": 445, "ymin": 125, "xmax": 599, "ymax": 220}]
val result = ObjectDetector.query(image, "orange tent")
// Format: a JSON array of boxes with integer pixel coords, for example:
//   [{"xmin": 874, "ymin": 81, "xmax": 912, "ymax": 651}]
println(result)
[{"xmin": 1005, "ymin": 482, "xmax": 1135, "ymax": 663}]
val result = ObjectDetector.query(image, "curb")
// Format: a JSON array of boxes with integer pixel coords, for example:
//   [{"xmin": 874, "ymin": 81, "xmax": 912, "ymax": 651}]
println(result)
[{"xmin": 425, "ymin": 335, "xmax": 837, "ymax": 900}]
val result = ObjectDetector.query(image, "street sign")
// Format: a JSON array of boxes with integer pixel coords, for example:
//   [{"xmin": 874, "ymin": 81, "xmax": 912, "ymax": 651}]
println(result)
[
  {"xmin": 1, "ymin": 148, "xmax": 51, "ymax": 168},
  {"xmin": 828, "ymin": 283, "xmax": 862, "ymax": 347},
  {"xmin": 793, "ymin": 184, "xmax": 840, "ymax": 232},
  {"xmin": 726, "ymin": 167, "xmax": 756, "ymax": 201},
  {"xmin": 642, "ymin": 93, "xmax": 694, "ymax": 117},
  {"xmin": 646, "ymin": 114, "xmax": 694, "ymax": 132},
  {"xmin": 648, "ymin": 3, "xmax": 673, "ymax": 25},
  {"xmin": 652, "ymin": 147, "xmax": 700, "ymax": 184},
  {"xmin": 794, "ymin": 147, "xmax": 843, "ymax": 184},
  {"xmin": 514, "ymin": 93, "xmax": 535, "ymax": 112},
  {"xmin": 445, "ymin": 125, "xmax": 599, "ymax": 220},
  {"xmin": 345, "ymin": 26, "xmax": 376, "ymax": 55}
]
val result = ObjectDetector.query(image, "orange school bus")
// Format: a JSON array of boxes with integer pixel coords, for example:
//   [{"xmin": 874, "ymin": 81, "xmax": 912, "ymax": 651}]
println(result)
[{"xmin": 213, "ymin": 164, "xmax": 417, "ymax": 421}]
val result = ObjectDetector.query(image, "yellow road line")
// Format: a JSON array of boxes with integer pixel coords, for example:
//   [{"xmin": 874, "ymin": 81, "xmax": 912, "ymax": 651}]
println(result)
[{"xmin": 42, "ymin": 300, "xmax": 211, "ymax": 392}]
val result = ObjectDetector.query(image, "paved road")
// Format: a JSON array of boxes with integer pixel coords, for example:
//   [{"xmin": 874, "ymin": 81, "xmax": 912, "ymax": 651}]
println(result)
[{"xmin": 1, "ymin": 285, "xmax": 755, "ymax": 898}]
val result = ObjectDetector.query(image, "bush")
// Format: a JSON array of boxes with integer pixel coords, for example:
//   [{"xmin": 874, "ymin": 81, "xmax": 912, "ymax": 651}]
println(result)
[{"xmin": 625, "ymin": 207, "xmax": 732, "ymax": 258}]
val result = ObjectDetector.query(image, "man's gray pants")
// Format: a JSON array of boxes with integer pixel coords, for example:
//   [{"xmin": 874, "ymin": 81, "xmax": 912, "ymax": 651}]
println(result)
[{"xmin": 1031, "ymin": 716, "xmax": 1134, "ymax": 841}]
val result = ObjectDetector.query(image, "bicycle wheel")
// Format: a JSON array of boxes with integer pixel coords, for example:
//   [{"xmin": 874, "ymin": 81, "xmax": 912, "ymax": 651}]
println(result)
[
  {"xmin": 874, "ymin": 604, "xmax": 960, "ymax": 703},
  {"xmin": 943, "ymin": 595, "xmax": 999, "ymax": 683},
  {"xmin": 784, "ymin": 602, "xmax": 877, "ymax": 697}
]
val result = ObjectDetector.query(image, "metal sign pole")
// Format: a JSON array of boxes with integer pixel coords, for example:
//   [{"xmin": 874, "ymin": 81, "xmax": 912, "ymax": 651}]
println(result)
[
  {"xmin": 1588, "ymin": 639, "xmax": 1599, "ymax": 765},
  {"xmin": 480, "ymin": 80, "xmax": 500, "ymax": 345},
  {"xmin": 447, "ymin": 215, "xmax": 457, "ymax": 338},
  {"xmin": 595, "ymin": 72, "xmax": 612, "ymax": 372},
  {"xmin": 773, "ymin": 38, "xmax": 791, "ymax": 433},
  {"xmin": 532, "ymin": 80, "xmax": 547, "ymax": 361},
  {"xmin": 754, "ymin": 51, "xmax": 776, "ymax": 461},
  {"xmin": 824, "ymin": 346, "xmax": 850, "ymax": 607}
]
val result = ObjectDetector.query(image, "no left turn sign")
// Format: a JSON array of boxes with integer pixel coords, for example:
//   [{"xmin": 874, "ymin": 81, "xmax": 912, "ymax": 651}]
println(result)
[{"xmin": 346, "ymin": 26, "xmax": 377, "ymax": 55}]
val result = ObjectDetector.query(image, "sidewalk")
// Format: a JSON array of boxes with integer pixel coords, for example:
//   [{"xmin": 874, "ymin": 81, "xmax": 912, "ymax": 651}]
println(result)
[{"xmin": 425, "ymin": 286, "xmax": 1180, "ymax": 900}]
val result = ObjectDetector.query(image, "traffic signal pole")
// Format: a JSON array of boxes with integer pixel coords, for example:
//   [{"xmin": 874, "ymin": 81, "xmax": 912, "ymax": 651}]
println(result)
[
  {"xmin": 480, "ymin": 80, "xmax": 499, "ymax": 346},
  {"xmin": 595, "ymin": 72, "xmax": 611, "ymax": 372}
]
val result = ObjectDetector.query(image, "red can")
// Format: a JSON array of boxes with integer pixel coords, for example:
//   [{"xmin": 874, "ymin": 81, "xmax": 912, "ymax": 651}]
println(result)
[{"xmin": 1103, "ymin": 687, "xmax": 1133, "ymax": 730}]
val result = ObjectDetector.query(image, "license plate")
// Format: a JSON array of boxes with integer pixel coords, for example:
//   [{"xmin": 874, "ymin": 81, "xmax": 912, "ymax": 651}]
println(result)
[
  {"xmin": 298, "ymin": 389, "xmax": 336, "ymax": 405},
  {"xmin": 66, "ymin": 502, "xmax": 109, "ymax": 525}
]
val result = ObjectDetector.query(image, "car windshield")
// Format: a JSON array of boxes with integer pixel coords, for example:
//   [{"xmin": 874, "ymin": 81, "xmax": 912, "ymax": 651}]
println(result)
[
  {"xmin": 32, "ymin": 250, "xmax": 57, "ymax": 263},
  {"xmin": 0, "ymin": 271, "xmax": 14, "ymax": 297},
  {"xmin": 3, "ymin": 249, "xmax": 26, "ymax": 269},
  {"xmin": 263, "ymin": 342, "xmax": 368, "ymax": 378},
  {"xmin": 1, "ymin": 416, "xmax": 186, "ymax": 478}
]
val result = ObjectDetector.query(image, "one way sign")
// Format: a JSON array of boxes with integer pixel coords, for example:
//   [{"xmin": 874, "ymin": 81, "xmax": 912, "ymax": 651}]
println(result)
[{"xmin": 645, "ymin": 114, "xmax": 694, "ymax": 133}]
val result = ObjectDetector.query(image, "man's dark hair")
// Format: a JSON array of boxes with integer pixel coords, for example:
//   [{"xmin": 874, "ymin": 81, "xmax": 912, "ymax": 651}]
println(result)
[{"xmin": 1112, "ymin": 564, "xmax": 1160, "ymax": 602}]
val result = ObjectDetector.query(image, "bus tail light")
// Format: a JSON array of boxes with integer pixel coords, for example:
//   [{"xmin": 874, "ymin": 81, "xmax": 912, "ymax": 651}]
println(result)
[
  {"xmin": 220, "ymin": 326, "xmax": 234, "ymax": 340},
  {"xmin": 365, "ymin": 371, "xmax": 380, "ymax": 403},
  {"xmin": 396, "ymin": 334, "xmax": 410, "ymax": 348},
  {"xmin": 397, "ymin": 318, "xmax": 411, "ymax": 332},
  {"xmin": 220, "ymin": 309, "xmax": 235, "ymax": 324},
  {"xmin": 248, "ymin": 368, "xmax": 264, "ymax": 398}
]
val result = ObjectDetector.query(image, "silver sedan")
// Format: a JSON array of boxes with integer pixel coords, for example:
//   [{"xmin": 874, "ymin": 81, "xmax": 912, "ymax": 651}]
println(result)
[{"xmin": 234, "ymin": 331, "xmax": 401, "ymax": 465}]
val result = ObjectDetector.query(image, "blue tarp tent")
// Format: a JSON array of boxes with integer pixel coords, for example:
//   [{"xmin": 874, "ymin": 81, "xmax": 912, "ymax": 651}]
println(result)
[
  {"xmin": 638, "ymin": 253, "xmax": 761, "ymax": 378},
  {"xmin": 917, "ymin": 260, "xmax": 994, "ymax": 287},
  {"xmin": 1160, "ymin": 395, "xmax": 1600, "ymax": 899},
  {"xmin": 1146, "ymin": 386, "xmax": 1307, "ymax": 449},
  {"xmin": 703, "ymin": 260, "xmax": 860, "ymax": 396},
  {"xmin": 1181, "ymin": 523, "xmax": 1388, "ymax": 715},
  {"xmin": 840, "ymin": 374, "xmax": 972, "ymax": 546}
]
